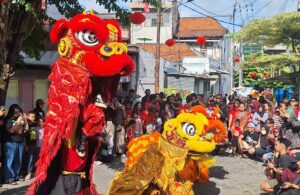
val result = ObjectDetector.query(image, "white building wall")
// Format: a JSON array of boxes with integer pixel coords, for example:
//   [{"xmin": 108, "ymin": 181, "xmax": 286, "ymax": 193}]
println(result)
[
  {"xmin": 137, "ymin": 49, "xmax": 173, "ymax": 95},
  {"xmin": 192, "ymin": 41, "xmax": 221, "ymax": 60},
  {"xmin": 167, "ymin": 76, "xmax": 194, "ymax": 92},
  {"xmin": 130, "ymin": 3, "xmax": 173, "ymax": 44},
  {"xmin": 131, "ymin": 25, "xmax": 172, "ymax": 44},
  {"xmin": 182, "ymin": 57, "xmax": 210, "ymax": 75}
]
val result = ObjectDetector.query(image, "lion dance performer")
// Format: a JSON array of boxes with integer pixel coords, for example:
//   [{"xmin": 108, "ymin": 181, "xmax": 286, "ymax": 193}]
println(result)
[
  {"xmin": 108, "ymin": 107, "xmax": 227, "ymax": 195},
  {"xmin": 28, "ymin": 13, "xmax": 135, "ymax": 195}
]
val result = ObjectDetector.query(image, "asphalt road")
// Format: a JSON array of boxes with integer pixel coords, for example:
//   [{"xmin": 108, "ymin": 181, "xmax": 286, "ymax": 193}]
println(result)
[{"xmin": 0, "ymin": 155, "xmax": 267, "ymax": 195}]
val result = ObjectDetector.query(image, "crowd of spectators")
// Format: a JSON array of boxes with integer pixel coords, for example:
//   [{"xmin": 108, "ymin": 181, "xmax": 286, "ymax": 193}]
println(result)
[
  {"xmin": 98, "ymin": 89, "xmax": 300, "ymax": 194},
  {"xmin": 1, "ymin": 88, "xmax": 300, "ymax": 194},
  {"xmin": 0, "ymin": 100, "xmax": 45, "ymax": 186}
]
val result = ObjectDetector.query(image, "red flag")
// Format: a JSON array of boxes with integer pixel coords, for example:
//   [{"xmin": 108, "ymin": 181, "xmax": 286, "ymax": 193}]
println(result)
[{"xmin": 144, "ymin": 2, "xmax": 150, "ymax": 13}]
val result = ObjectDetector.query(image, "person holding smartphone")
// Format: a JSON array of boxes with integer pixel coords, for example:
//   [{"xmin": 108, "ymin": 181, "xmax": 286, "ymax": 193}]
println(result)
[
  {"xmin": 3, "ymin": 104, "xmax": 28, "ymax": 185},
  {"xmin": 260, "ymin": 138, "xmax": 297, "ymax": 193}
]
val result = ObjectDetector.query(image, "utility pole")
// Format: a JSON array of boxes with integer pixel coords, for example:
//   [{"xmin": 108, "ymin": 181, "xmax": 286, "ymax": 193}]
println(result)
[
  {"xmin": 238, "ymin": 42, "xmax": 243, "ymax": 87},
  {"xmin": 154, "ymin": 0, "xmax": 162, "ymax": 93},
  {"xmin": 231, "ymin": 0, "xmax": 237, "ymax": 89},
  {"xmin": 298, "ymin": 0, "xmax": 300, "ymax": 101}
]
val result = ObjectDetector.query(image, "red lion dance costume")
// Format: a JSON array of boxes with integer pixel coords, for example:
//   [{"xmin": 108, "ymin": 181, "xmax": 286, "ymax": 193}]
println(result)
[{"xmin": 28, "ymin": 13, "xmax": 134, "ymax": 195}]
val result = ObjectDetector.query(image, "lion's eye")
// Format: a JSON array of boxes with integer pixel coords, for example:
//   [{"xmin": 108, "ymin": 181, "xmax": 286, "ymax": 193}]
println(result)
[
  {"xmin": 75, "ymin": 30, "xmax": 99, "ymax": 47},
  {"xmin": 182, "ymin": 122, "xmax": 196, "ymax": 136}
]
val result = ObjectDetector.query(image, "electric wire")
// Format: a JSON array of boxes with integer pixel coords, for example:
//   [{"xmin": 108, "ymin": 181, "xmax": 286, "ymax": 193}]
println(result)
[
  {"xmin": 248, "ymin": 0, "xmax": 274, "ymax": 19},
  {"xmin": 182, "ymin": 4, "xmax": 243, "ymax": 27},
  {"xmin": 278, "ymin": 0, "xmax": 289, "ymax": 14},
  {"xmin": 190, "ymin": 1, "xmax": 232, "ymax": 18}
]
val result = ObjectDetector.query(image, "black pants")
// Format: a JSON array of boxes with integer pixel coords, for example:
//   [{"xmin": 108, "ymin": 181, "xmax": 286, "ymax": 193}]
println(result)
[{"xmin": 50, "ymin": 174, "xmax": 89, "ymax": 195}]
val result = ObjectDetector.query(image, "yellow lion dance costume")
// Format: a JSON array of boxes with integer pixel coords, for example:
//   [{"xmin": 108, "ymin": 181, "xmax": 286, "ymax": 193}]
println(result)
[{"xmin": 108, "ymin": 110, "xmax": 224, "ymax": 195}]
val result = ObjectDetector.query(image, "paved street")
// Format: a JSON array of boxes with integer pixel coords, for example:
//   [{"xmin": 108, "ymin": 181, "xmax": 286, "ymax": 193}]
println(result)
[{"xmin": 0, "ymin": 155, "xmax": 267, "ymax": 195}]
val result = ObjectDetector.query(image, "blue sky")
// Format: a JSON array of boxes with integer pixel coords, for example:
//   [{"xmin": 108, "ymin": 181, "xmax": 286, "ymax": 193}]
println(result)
[{"xmin": 48, "ymin": 0, "xmax": 298, "ymax": 32}]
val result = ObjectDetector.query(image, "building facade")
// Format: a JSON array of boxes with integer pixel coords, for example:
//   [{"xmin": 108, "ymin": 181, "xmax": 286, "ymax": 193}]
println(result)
[{"xmin": 130, "ymin": 0, "xmax": 178, "ymax": 44}]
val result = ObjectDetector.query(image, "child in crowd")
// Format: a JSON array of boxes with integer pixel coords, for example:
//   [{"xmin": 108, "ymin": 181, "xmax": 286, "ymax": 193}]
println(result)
[
  {"xmin": 132, "ymin": 112, "xmax": 143, "ymax": 137},
  {"xmin": 126, "ymin": 120, "xmax": 136, "ymax": 144},
  {"xmin": 25, "ymin": 111, "xmax": 38, "ymax": 180},
  {"xmin": 230, "ymin": 119, "xmax": 242, "ymax": 156},
  {"xmin": 146, "ymin": 123, "xmax": 155, "ymax": 134},
  {"xmin": 36, "ymin": 118, "xmax": 44, "ymax": 153},
  {"xmin": 154, "ymin": 111, "xmax": 162, "ymax": 133}
]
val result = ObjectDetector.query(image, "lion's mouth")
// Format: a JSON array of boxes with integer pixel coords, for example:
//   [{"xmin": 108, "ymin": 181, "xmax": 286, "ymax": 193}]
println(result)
[{"xmin": 91, "ymin": 75, "xmax": 121, "ymax": 103}]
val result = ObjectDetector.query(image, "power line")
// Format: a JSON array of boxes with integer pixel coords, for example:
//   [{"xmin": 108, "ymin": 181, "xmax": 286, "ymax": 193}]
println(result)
[
  {"xmin": 182, "ymin": 4, "xmax": 243, "ymax": 27},
  {"xmin": 278, "ymin": 0, "xmax": 289, "ymax": 14},
  {"xmin": 190, "ymin": 1, "xmax": 232, "ymax": 18},
  {"xmin": 250, "ymin": 0, "xmax": 274, "ymax": 19}
]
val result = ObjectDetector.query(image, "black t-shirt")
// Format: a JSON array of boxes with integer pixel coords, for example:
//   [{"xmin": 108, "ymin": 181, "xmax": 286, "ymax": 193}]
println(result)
[
  {"xmin": 243, "ymin": 131, "xmax": 259, "ymax": 145},
  {"xmin": 6, "ymin": 119, "xmax": 25, "ymax": 143},
  {"xmin": 34, "ymin": 107, "xmax": 45, "ymax": 120},
  {"xmin": 275, "ymin": 154, "xmax": 296, "ymax": 169}
]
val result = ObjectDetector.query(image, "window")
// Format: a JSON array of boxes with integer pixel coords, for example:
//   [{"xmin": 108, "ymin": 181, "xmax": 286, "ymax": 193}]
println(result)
[
  {"xmin": 151, "ymin": 18, "xmax": 157, "ymax": 26},
  {"xmin": 144, "ymin": 12, "xmax": 170, "ymax": 27},
  {"xmin": 145, "ymin": 12, "xmax": 156, "ymax": 27},
  {"xmin": 162, "ymin": 12, "xmax": 170, "ymax": 27}
]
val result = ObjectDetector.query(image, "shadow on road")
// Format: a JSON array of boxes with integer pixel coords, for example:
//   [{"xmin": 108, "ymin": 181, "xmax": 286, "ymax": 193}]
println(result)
[
  {"xmin": 0, "ymin": 185, "xmax": 29, "ymax": 195},
  {"xmin": 191, "ymin": 165, "xmax": 228, "ymax": 195},
  {"xmin": 104, "ymin": 156, "xmax": 125, "ymax": 171},
  {"xmin": 210, "ymin": 166, "xmax": 229, "ymax": 179},
  {"xmin": 194, "ymin": 181, "xmax": 221, "ymax": 195}
]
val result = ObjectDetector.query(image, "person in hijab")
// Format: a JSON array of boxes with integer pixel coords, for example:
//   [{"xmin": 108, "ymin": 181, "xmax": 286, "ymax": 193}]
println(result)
[{"xmin": 253, "ymin": 104, "xmax": 268, "ymax": 132}]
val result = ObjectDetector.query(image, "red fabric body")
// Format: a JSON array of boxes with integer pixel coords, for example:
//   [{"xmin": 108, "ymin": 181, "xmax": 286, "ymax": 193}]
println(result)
[
  {"xmin": 28, "ymin": 59, "xmax": 102, "ymax": 195},
  {"xmin": 61, "ymin": 145, "xmax": 88, "ymax": 171}
]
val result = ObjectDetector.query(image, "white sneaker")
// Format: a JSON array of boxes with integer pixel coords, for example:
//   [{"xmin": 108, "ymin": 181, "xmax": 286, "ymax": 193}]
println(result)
[{"xmin": 95, "ymin": 161, "xmax": 102, "ymax": 165}]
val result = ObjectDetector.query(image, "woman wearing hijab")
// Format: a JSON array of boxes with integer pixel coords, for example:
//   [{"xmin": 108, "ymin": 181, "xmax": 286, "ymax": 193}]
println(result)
[{"xmin": 253, "ymin": 104, "xmax": 268, "ymax": 132}]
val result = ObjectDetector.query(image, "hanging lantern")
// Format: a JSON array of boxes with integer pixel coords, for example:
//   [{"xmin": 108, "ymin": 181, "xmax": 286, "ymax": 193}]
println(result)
[
  {"xmin": 129, "ymin": 12, "xmax": 146, "ymax": 25},
  {"xmin": 261, "ymin": 72, "xmax": 268, "ymax": 79},
  {"xmin": 196, "ymin": 36, "xmax": 206, "ymax": 46},
  {"xmin": 234, "ymin": 58, "xmax": 240, "ymax": 63},
  {"xmin": 165, "ymin": 39, "xmax": 175, "ymax": 47}
]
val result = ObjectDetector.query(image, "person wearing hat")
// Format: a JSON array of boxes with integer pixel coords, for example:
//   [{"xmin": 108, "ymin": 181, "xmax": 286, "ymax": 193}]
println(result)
[{"xmin": 238, "ymin": 122, "xmax": 259, "ymax": 158}]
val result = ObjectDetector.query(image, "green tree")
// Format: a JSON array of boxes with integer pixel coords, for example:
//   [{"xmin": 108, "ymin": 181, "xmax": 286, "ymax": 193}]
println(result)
[
  {"xmin": 237, "ymin": 12, "xmax": 300, "ymax": 87},
  {"xmin": 0, "ymin": 0, "xmax": 159, "ymax": 105},
  {"xmin": 239, "ymin": 12, "xmax": 300, "ymax": 53}
]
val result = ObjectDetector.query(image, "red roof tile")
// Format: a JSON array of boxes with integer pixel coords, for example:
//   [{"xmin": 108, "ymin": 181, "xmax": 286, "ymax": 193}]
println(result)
[
  {"xmin": 176, "ymin": 17, "xmax": 227, "ymax": 38},
  {"xmin": 139, "ymin": 43, "xmax": 197, "ymax": 62}
]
